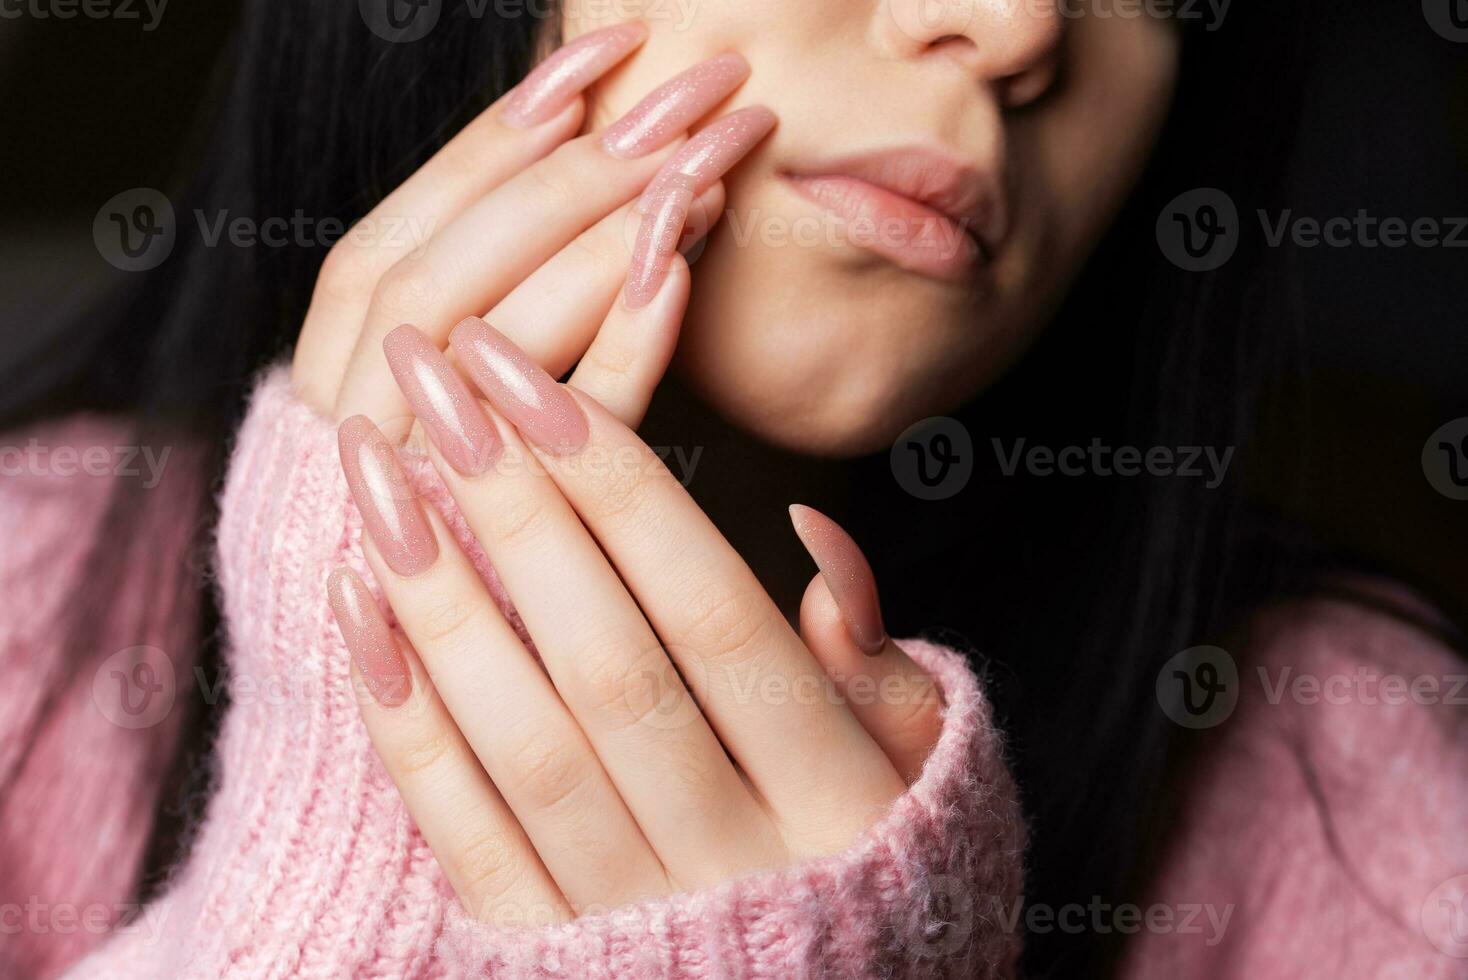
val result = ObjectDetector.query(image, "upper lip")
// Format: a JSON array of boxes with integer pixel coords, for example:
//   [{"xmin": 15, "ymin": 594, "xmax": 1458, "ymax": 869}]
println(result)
[{"xmin": 782, "ymin": 146, "xmax": 1006, "ymax": 254}]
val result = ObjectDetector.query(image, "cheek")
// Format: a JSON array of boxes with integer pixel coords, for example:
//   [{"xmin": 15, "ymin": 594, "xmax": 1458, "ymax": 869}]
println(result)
[
  {"xmin": 563, "ymin": 0, "xmax": 779, "ymax": 128},
  {"xmin": 1028, "ymin": 18, "xmax": 1181, "ymax": 263}
]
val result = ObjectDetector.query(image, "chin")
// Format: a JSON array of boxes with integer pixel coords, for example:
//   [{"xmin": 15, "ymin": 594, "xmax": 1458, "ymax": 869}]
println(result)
[
  {"xmin": 674, "ymin": 220, "xmax": 1051, "ymax": 456},
  {"xmin": 675, "ymin": 283, "xmax": 986, "ymax": 459}
]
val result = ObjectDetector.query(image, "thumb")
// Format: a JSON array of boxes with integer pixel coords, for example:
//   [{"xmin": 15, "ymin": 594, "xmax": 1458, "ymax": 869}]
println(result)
[{"xmin": 790, "ymin": 505, "xmax": 944, "ymax": 783}]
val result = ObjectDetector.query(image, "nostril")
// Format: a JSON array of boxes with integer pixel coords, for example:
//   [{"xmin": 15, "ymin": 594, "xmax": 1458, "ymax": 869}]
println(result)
[
  {"xmin": 928, "ymin": 33, "xmax": 983, "ymax": 68},
  {"xmin": 999, "ymin": 53, "xmax": 1060, "ymax": 109}
]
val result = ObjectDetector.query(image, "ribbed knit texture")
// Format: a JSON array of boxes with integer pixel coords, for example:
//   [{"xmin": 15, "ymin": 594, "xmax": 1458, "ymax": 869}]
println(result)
[
  {"xmin": 6, "ymin": 369, "xmax": 1463, "ymax": 978},
  {"xmin": 53, "ymin": 368, "xmax": 1026, "ymax": 978}
]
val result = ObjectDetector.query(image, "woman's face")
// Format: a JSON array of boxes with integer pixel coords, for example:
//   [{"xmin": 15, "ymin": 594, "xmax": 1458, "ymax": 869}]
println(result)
[{"xmin": 564, "ymin": 1, "xmax": 1180, "ymax": 454}]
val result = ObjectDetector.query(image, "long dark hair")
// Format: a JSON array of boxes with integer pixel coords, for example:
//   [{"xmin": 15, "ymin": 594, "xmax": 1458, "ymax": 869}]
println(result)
[{"xmin": 6, "ymin": 0, "xmax": 1440, "ymax": 976}]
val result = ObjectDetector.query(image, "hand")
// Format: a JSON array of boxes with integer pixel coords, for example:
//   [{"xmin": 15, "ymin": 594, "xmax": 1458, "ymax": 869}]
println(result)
[
  {"xmin": 290, "ymin": 21, "xmax": 762, "ymax": 428},
  {"xmin": 300, "ymin": 22, "xmax": 944, "ymax": 923},
  {"xmin": 329, "ymin": 316, "xmax": 945, "ymax": 924}
]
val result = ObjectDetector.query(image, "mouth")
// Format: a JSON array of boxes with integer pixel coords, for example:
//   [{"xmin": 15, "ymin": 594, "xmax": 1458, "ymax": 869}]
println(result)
[{"xmin": 779, "ymin": 147, "xmax": 1005, "ymax": 283}]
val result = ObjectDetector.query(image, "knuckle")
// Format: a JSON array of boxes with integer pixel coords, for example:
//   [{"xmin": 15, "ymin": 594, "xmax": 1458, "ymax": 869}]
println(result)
[
  {"xmin": 435, "ymin": 132, "xmax": 494, "ymax": 186},
  {"xmin": 580, "ymin": 337, "xmax": 640, "ymax": 385},
  {"xmin": 372, "ymin": 256, "xmax": 441, "ymax": 322},
  {"xmin": 413, "ymin": 588, "xmax": 486, "ymax": 649},
  {"xmin": 485, "ymin": 492, "xmax": 551, "ymax": 549},
  {"xmin": 389, "ymin": 727, "xmax": 456, "ymax": 778},
  {"xmin": 576, "ymin": 637, "xmax": 676, "ymax": 730},
  {"xmin": 316, "ymin": 240, "xmax": 377, "ymax": 302},
  {"xmin": 524, "ymin": 154, "xmax": 582, "ymax": 214},
  {"xmin": 503, "ymin": 732, "xmax": 590, "ymax": 815},
  {"xmin": 660, "ymin": 741, "xmax": 723, "ymax": 812},
  {"xmin": 527, "ymin": 137, "xmax": 606, "ymax": 209},
  {"xmin": 887, "ymin": 682, "xmax": 941, "ymax": 734},
  {"xmin": 588, "ymin": 454, "xmax": 653, "ymax": 528},
  {"xmin": 453, "ymin": 830, "xmax": 526, "ymax": 909},
  {"xmin": 886, "ymin": 674, "xmax": 945, "ymax": 740},
  {"xmin": 680, "ymin": 587, "xmax": 775, "ymax": 668},
  {"xmin": 566, "ymin": 228, "xmax": 623, "ymax": 271}
]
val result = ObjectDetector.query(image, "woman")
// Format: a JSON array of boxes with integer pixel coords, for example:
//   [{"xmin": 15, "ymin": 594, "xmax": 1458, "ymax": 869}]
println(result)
[{"xmin": 2, "ymin": 0, "xmax": 1463, "ymax": 976}]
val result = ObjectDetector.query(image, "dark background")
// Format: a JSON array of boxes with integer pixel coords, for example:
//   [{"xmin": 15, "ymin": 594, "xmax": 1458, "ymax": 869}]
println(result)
[{"xmin": 1, "ymin": 3, "xmax": 1465, "ymax": 619}]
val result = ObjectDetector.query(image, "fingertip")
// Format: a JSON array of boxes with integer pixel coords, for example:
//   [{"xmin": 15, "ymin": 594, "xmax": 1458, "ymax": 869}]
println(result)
[
  {"xmin": 798, "ymin": 571, "xmax": 840, "ymax": 638},
  {"xmin": 680, "ymin": 180, "xmax": 725, "ymax": 255}
]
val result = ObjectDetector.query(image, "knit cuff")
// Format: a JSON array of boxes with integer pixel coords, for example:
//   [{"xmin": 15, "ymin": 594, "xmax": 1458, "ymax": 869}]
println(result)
[
  {"xmin": 437, "ymin": 639, "xmax": 1026, "ymax": 980},
  {"xmin": 218, "ymin": 367, "xmax": 1026, "ymax": 979},
  {"xmin": 215, "ymin": 366, "xmax": 526, "ymax": 647}
]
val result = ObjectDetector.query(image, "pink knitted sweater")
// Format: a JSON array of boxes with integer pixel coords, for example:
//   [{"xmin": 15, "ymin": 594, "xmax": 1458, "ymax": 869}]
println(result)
[{"xmin": 2, "ymin": 369, "xmax": 1465, "ymax": 978}]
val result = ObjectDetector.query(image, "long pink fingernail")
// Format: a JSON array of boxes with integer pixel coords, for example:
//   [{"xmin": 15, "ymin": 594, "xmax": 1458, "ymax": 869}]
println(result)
[
  {"xmin": 789, "ymin": 505, "xmax": 888, "ymax": 655},
  {"xmin": 637, "ymin": 106, "xmax": 776, "ymax": 212},
  {"xmin": 339, "ymin": 415, "xmax": 439, "ymax": 577},
  {"xmin": 328, "ymin": 568, "xmax": 412, "ymax": 708},
  {"xmin": 500, "ymin": 22, "xmax": 649, "ymax": 129},
  {"xmin": 624, "ymin": 174, "xmax": 695, "ymax": 311},
  {"xmin": 384, "ymin": 324, "xmax": 501, "ymax": 478},
  {"xmin": 449, "ymin": 317, "xmax": 589, "ymax": 455},
  {"xmin": 601, "ymin": 52, "xmax": 750, "ymax": 159}
]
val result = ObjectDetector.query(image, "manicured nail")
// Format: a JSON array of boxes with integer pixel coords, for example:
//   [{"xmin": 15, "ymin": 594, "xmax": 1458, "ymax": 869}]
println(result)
[
  {"xmin": 384, "ymin": 324, "xmax": 501, "ymax": 478},
  {"xmin": 500, "ymin": 22, "xmax": 649, "ymax": 129},
  {"xmin": 328, "ymin": 568, "xmax": 412, "ymax": 707},
  {"xmin": 789, "ymin": 505, "xmax": 888, "ymax": 655},
  {"xmin": 625, "ymin": 174, "xmax": 695, "ymax": 310},
  {"xmin": 338, "ymin": 415, "xmax": 439, "ymax": 577},
  {"xmin": 449, "ymin": 317, "xmax": 589, "ymax": 455},
  {"xmin": 601, "ymin": 52, "xmax": 750, "ymax": 159},
  {"xmin": 637, "ymin": 106, "xmax": 776, "ymax": 212}
]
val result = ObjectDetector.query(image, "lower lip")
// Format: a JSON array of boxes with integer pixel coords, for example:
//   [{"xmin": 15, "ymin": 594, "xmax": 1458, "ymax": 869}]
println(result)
[{"xmin": 783, "ymin": 174, "xmax": 983, "ymax": 282}]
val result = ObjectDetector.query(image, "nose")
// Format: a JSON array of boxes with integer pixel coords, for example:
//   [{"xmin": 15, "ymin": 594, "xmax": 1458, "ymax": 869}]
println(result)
[{"xmin": 877, "ymin": 0, "xmax": 1062, "ymax": 108}]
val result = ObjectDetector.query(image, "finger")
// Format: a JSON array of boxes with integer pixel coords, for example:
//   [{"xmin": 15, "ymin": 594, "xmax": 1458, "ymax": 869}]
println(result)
[
  {"xmin": 567, "ymin": 253, "xmax": 690, "ymax": 429},
  {"xmin": 333, "ymin": 131, "xmax": 681, "ymax": 427},
  {"xmin": 448, "ymin": 321, "xmax": 907, "ymax": 846},
  {"xmin": 384, "ymin": 327, "xmax": 782, "ymax": 884},
  {"xmin": 327, "ymin": 568, "xmax": 572, "ymax": 926},
  {"xmin": 338, "ymin": 416, "xmax": 670, "ymax": 911},
  {"xmin": 621, "ymin": 105, "xmax": 775, "ymax": 309},
  {"xmin": 483, "ymin": 181, "xmax": 722, "ymax": 390},
  {"xmin": 294, "ymin": 22, "xmax": 647, "ymax": 410},
  {"xmin": 633, "ymin": 105, "xmax": 776, "ymax": 214},
  {"xmin": 790, "ymin": 506, "xmax": 944, "ymax": 784},
  {"xmin": 336, "ymin": 52, "xmax": 752, "ymax": 428}
]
